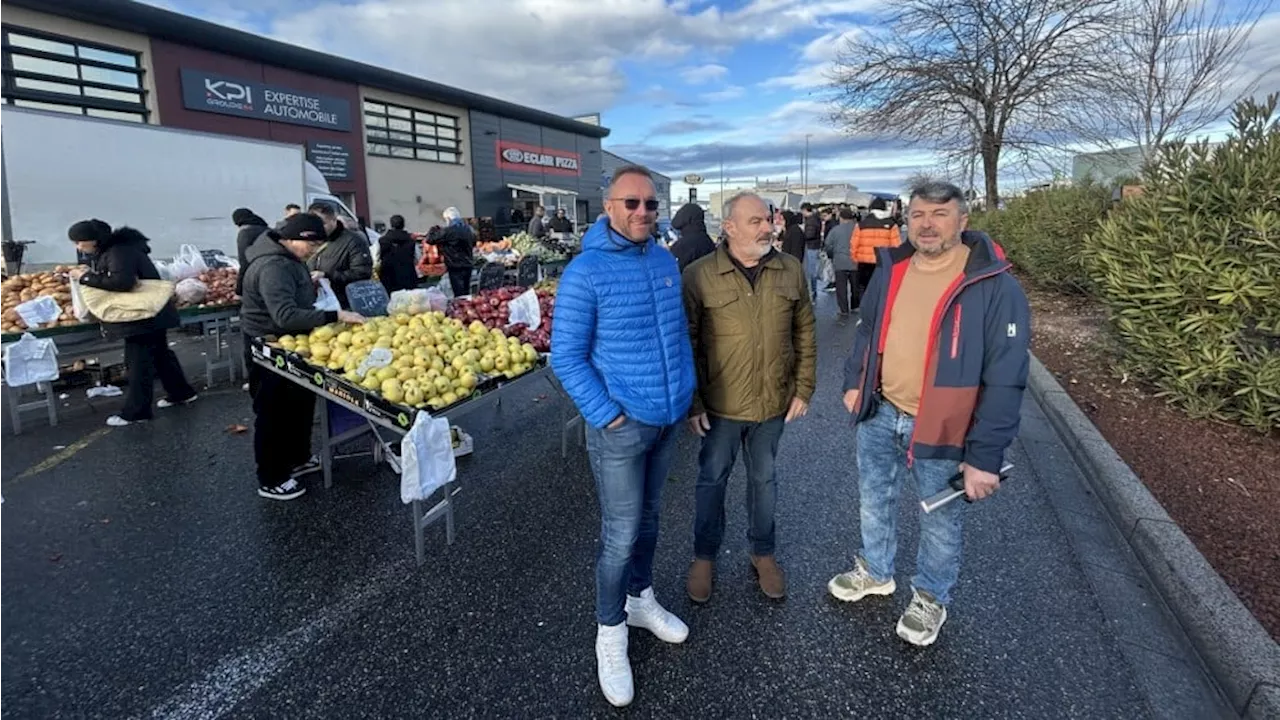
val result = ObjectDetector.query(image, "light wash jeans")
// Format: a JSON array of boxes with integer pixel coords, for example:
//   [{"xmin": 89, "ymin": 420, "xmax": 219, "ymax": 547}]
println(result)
[
  {"xmin": 804, "ymin": 248, "xmax": 822, "ymax": 298},
  {"xmin": 585, "ymin": 418, "xmax": 682, "ymax": 626},
  {"xmin": 856, "ymin": 399, "xmax": 965, "ymax": 605}
]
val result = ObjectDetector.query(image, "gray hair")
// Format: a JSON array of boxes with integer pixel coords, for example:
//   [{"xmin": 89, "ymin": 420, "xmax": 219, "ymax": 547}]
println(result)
[
  {"xmin": 724, "ymin": 191, "xmax": 765, "ymax": 220},
  {"xmin": 909, "ymin": 181, "xmax": 969, "ymax": 214}
]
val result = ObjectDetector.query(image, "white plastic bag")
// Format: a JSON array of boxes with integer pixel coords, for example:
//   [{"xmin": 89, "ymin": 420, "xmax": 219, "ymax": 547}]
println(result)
[
  {"xmin": 400, "ymin": 412, "xmax": 456, "ymax": 503},
  {"xmin": 154, "ymin": 260, "xmax": 174, "ymax": 281},
  {"xmin": 175, "ymin": 278, "xmax": 208, "ymax": 306},
  {"xmin": 507, "ymin": 288, "xmax": 541, "ymax": 331},
  {"xmin": 314, "ymin": 278, "xmax": 341, "ymax": 312},
  {"xmin": 169, "ymin": 244, "xmax": 208, "ymax": 282},
  {"xmin": 70, "ymin": 278, "xmax": 92, "ymax": 321},
  {"xmin": 15, "ymin": 296, "xmax": 62, "ymax": 328},
  {"xmin": 820, "ymin": 253, "xmax": 835, "ymax": 284},
  {"xmin": 3, "ymin": 333, "xmax": 59, "ymax": 387}
]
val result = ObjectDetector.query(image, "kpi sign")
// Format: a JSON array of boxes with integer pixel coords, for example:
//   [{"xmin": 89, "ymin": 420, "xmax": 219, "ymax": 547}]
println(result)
[{"xmin": 496, "ymin": 140, "xmax": 581, "ymax": 176}]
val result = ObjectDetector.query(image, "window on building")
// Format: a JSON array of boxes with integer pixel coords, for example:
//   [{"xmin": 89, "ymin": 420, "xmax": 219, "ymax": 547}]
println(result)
[
  {"xmin": 363, "ymin": 99, "xmax": 462, "ymax": 164},
  {"xmin": 1, "ymin": 25, "xmax": 148, "ymax": 122}
]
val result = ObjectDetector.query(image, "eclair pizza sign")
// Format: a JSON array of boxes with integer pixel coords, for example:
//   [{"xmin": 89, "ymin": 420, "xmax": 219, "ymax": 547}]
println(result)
[{"xmin": 496, "ymin": 141, "xmax": 581, "ymax": 176}]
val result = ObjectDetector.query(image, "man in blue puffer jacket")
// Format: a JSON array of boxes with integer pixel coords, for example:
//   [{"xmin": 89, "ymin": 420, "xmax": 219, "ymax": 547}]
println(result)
[{"xmin": 551, "ymin": 165, "xmax": 696, "ymax": 708}]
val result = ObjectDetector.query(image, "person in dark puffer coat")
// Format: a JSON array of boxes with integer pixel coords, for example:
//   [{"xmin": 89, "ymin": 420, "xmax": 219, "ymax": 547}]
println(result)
[
  {"xmin": 551, "ymin": 166, "xmax": 696, "ymax": 709},
  {"xmin": 233, "ymin": 207, "xmax": 269, "ymax": 296},
  {"xmin": 669, "ymin": 202, "xmax": 716, "ymax": 273},
  {"xmin": 68, "ymin": 219, "xmax": 197, "ymax": 427},
  {"xmin": 377, "ymin": 214, "xmax": 419, "ymax": 294}
]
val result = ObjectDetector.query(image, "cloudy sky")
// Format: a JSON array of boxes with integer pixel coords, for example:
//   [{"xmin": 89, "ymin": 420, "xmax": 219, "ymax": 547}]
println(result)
[{"xmin": 155, "ymin": 0, "xmax": 1279, "ymax": 203}]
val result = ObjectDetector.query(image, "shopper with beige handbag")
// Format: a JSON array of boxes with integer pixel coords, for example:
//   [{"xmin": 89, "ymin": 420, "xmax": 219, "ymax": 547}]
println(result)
[{"xmin": 68, "ymin": 220, "xmax": 197, "ymax": 427}]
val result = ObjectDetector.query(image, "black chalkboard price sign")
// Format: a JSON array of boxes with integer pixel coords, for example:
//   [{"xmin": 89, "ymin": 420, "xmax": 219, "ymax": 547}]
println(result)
[{"xmin": 345, "ymin": 280, "xmax": 389, "ymax": 317}]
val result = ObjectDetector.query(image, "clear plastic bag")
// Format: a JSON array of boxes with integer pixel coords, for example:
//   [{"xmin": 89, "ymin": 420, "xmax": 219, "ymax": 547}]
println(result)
[
  {"xmin": 169, "ymin": 244, "xmax": 208, "ymax": 281},
  {"xmin": 313, "ymin": 278, "xmax": 341, "ymax": 312},
  {"xmin": 175, "ymin": 278, "xmax": 208, "ymax": 306},
  {"xmin": 3, "ymin": 333, "xmax": 59, "ymax": 387},
  {"xmin": 14, "ymin": 296, "xmax": 62, "ymax": 328},
  {"xmin": 400, "ymin": 412, "xmax": 456, "ymax": 503},
  {"xmin": 507, "ymin": 288, "xmax": 541, "ymax": 331},
  {"xmin": 387, "ymin": 289, "xmax": 433, "ymax": 316}
]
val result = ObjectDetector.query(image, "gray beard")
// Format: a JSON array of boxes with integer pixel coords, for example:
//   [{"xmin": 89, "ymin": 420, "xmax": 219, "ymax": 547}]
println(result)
[{"xmin": 914, "ymin": 235, "xmax": 959, "ymax": 257}]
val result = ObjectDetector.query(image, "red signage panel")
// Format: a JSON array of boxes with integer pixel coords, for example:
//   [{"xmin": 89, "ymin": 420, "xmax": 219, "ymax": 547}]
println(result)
[{"xmin": 495, "ymin": 140, "xmax": 581, "ymax": 176}]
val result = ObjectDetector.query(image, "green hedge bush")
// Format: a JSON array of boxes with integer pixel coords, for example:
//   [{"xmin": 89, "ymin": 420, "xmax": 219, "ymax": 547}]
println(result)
[
  {"xmin": 1084, "ymin": 96, "xmax": 1280, "ymax": 431},
  {"xmin": 968, "ymin": 182, "xmax": 1111, "ymax": 293}
]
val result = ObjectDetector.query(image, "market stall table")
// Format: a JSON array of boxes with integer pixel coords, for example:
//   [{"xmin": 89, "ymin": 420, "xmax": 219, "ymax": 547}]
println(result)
[{"xmin": 249, "ymin": 349, "xmax": 559, "ymax": 565}]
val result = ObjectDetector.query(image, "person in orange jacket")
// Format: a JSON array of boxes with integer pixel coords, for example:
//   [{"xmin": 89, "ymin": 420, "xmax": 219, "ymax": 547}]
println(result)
[{"xmin": 851, "ymin": 197, "xmax": 902, "ymax": 305}]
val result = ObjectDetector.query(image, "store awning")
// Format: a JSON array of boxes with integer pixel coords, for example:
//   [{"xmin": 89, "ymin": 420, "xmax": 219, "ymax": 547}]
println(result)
[{"xmin": 509, "ymin": 183, "xmax": 579, "ymax": 197}]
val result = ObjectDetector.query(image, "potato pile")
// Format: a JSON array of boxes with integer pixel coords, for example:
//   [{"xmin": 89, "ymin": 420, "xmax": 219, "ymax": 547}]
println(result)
[
  {"xmin": 1, "ymin": 268, "xmax": 80, "ymax": 333},
  {"xmin": 189, "ymin": 267, "xmax": 238, "ymax": 307}
]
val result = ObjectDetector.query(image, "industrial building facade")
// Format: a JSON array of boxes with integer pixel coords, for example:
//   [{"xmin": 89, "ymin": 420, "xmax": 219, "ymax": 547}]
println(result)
[{"xmin": 1, "ymin": 0, "xmax": 610, "ymax": 232}]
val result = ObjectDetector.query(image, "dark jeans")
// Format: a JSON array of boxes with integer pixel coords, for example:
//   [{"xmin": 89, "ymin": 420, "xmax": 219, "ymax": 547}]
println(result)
[
  {"xmin": 249, "ymin": 363, "xmax": 316, "ymax": 487},
  {"xmin": 447, "ymin": 267, "xmax": 473, "ymax": 297},
  {"xmin": 585, "ymin": 417, "xmax": 682, "ymax": 626},
  {"xmin": 694, "ymin": 414, "xmax": 787, "ymax": 560},
  {"xmin": 856, "ymin": 263, "xmax": 876, "ymax": 306},
  {"xmin": 834, "ymin": 269, "xmax": 858, "ymax": 315},
  {"xmin": 120, "ymin": 329, "xmax": 196, "ymax": 421}
]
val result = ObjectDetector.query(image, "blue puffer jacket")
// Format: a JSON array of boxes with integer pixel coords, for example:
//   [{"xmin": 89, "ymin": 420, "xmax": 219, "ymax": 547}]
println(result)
[{"xmin": 551, "ymin": 218, "xmax": 696, "ymax": 429}]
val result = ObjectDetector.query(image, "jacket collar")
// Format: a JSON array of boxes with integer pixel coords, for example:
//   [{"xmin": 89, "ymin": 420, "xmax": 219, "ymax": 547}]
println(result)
[
  {"xmin": 713, "ymin": 242, "xmax": 785, "ymax": 274},
  {"xmin": 883, "ymin": 230, "xmax": 1008, "ymax": 277}
]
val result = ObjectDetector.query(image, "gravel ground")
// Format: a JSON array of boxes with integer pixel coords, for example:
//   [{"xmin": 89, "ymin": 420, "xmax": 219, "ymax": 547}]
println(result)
[{"xmin": 1026, "ymin": 283, "xmax": 1280, "ymax": 640}]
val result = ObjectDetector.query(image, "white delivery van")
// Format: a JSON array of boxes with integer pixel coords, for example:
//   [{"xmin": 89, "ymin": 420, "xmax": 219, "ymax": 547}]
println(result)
[{"xmin": 0, "ymin": 107, "xmax": 370, "ymax": 269}]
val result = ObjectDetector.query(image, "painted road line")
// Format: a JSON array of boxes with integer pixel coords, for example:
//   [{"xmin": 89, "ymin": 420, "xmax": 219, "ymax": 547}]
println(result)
[{"xmin": 11, "ymin": 427, "xmax": 112, "ymax": 482}]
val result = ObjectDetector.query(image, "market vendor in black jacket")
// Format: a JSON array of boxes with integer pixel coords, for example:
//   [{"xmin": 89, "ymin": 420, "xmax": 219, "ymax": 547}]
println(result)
[
  {"xmin": 306, "ymin": 202, "xmax": 373, "ymax": 309},
  {"xmin": 426, "ymin": 207, "xmax": 477, "ymax": 297},
  {"xmin": 68, "ymin": 219, "xmax": 197, "ymax": 427},
  {"xmin": 241, "ymin": 213, "xmax": 366, "ymax": 501},
  {"xmin": 377, "ymin": 214, "xmax": 419, "ymax": 294},
  {"xmin": 232, "ymin": 207, "xmax": 269, "ymax": 297}
]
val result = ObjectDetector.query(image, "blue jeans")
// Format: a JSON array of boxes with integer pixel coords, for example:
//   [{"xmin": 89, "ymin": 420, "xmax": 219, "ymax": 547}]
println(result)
[
  {"xmin": 694, "ymin": 414, "xmax": 786, "ymax": 560},
  {"xmin": 804, "ymin": 249, "xmax": 821, "ymax": 297},
  {"xmin": 856, "ymin": 400, "xmax": 965, "ymax": 605},
  {"xmin": 586, "ymin": 418, "xmax": 682, "ymax": 626}
]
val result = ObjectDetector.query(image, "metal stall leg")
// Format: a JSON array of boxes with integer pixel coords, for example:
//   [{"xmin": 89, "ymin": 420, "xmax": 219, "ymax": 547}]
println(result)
[
  {"xmin": 318, "ymin": 398, "xmax": 334, "ymax": 490},
  {"xmin": 204, "ymin": 319, "xmax": 236, "ymax": 388}
]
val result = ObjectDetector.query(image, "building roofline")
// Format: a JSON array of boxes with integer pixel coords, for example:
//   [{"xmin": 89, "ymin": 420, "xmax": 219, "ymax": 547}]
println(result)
[{"xmin": 7, "ymin": 0, "xmax": 611, "ymax": 139}]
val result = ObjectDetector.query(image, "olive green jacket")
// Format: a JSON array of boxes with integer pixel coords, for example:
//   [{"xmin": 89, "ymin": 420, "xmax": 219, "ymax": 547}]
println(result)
[{"xmin": 683, "ymin": 245, "xmax": 818, "ymax": 422}]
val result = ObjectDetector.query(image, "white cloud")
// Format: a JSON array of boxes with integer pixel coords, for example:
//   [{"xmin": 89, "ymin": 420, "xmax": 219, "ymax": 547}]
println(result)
[
  {"xmin": 150, "ymin": 0, "xmax": 883, "ymax": 118},
  {"xmin": 680, "ymin": 63, "xmax": 729, "ymax": 85},
  {"xmin": 702, "ymin": 85, "xmax": 745, "ymax": 102},
  {"xmin": 761, "ymin": 24, "xmax": 865, "ymax": 92}
]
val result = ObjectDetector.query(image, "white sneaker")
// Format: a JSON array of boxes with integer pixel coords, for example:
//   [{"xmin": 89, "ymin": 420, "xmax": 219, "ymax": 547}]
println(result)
[
  {"xmin": 106, "ymin": 415, "xmax": 131, "ymax": 427},
  {"xmin": 157, "ymin": 394, "xmax": 198, "ymax": 409},
  {"xmin": 896, "ymin": 588, "xmax": 948, "ymax": 647},
  {"xmin": 828, "ymin": 557, "xmax": 896, "ymax": 602},
  {"xmin": 596, "ymin": 622, "xmax": 633, "ymax": 707},
  {"xmin": 625, "ymin": 587, "xmax": 689, "ymax": 643}
]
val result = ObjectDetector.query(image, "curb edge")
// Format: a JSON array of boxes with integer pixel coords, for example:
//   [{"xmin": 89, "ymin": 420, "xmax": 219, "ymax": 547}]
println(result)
[{"xmin": 1026, "ymin": 354, "xmax": 1280, "ymax": 719}]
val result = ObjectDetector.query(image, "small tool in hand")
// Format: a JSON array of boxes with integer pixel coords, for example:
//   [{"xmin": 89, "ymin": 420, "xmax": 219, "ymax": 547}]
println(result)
[{"xmin": 920, "ymin": 463, "xmax": 1015, "ymax": 514}]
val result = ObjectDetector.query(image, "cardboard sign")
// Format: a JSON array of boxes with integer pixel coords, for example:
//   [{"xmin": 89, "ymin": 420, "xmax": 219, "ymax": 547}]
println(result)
[{"xmin": 345, "ymin": 280, "xmax": 389, "ymax": 317}]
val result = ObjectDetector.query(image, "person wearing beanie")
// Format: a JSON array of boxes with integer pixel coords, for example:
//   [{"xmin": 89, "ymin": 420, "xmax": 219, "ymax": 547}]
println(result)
[
  {"xmin": 68, "ymin": 219, "xmax": 197, "ymax": 427},
  {"xmin": 232, "ymin": 208, "xmax": 269, "ymax": 296},
  {"xmin": 426, "ymin": 207, "xmax": 477, "ymax": 297},
  {"xmin": 240, "ymin": 213, "xmax": 367, "ymax": 500}
]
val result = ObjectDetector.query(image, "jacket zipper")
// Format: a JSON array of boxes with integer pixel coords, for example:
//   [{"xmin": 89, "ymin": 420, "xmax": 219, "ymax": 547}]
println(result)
[
  {"xmin": 906, "ymin": 264, "xmax": 1009, "ymax": 467},
  {"xmin": 950, "ymin": 304, "xmax": 962, "ymax": 359},
  {"xmin": 642, "ymin": 243, "xmax": 674, "ymax": 423}
]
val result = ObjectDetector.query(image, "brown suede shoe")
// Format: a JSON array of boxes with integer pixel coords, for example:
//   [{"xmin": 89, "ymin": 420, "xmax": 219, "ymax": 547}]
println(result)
[
  {"xmin": 687, "ymin": 559, "xmax": 714, "ymax": 603},
  {"xmin": 751, "ymin": 555, "xmax": 786, "ymax": 599}
]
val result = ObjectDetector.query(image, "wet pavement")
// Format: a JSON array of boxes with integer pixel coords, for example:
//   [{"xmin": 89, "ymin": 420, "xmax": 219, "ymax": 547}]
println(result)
[{"xmin": 1, "ymin": 296, "xmax": 1230, "ymax": 718}]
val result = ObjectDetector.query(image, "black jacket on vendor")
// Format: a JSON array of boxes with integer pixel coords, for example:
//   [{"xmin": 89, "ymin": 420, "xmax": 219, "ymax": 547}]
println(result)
[
  {"xmin": 306, "ymin": 222, "xmax": 373, "ymax": 309},
  {"xmin": 426, "ymin": 222, "xmax": 476, "ymax": 270},
  {"xmin": 79, "ymin": 227, "xmax": 180, "ymax": 341},
  {"xmin": 377, "ymin": 228, "xmax": 419, "ymax": 293},
  {"xmin": 241, "ymin": 231, "xmax": 339, "ymax": 338}
]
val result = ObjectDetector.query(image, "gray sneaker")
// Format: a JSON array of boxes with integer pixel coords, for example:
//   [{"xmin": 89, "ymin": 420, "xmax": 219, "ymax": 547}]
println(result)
[
  {"xmin": 828, "ymin": 557, "xmax": 896, "ymax": 602},
  {"xmin": 896, "ymin": 588, "xmax": 948, "ymax": 646}
]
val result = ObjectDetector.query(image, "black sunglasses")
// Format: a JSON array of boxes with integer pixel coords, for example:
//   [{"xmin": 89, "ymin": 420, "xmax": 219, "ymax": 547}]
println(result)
[{"xmin": 612, "ymin": 198, "xmax": 660, "ymax": 212}]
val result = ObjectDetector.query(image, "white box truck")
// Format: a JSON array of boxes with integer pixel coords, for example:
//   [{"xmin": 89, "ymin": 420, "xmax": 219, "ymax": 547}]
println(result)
[{"xmin": 1, "ymin": 107, "xmax": 370, "ymax": 270}]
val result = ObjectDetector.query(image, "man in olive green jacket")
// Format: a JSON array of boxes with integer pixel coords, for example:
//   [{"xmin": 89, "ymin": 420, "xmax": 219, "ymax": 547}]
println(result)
[{"xmin": 682, "ymin": 192, "xmax": 817, "ymax": 603}]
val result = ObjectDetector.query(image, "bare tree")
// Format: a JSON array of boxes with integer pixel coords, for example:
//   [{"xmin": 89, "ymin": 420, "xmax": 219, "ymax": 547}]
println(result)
[
  {"xmin": 1067, "ymin": 0, "xmax": 1270, "ymax": 164},
  {"xmin": 828, "ymin": 0, "xmax": 1120, "ymax": 207}
]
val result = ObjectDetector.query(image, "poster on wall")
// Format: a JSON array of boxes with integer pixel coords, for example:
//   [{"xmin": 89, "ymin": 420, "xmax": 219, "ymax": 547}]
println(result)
[
  {"xmin": 496, "ymin": 140, "xmax": 581, "ymax": 176},
  {"xmin": 180, "ymin": 68, "xmax": 353, "ymax": 131},
  {"xmin": 307, "ymin": 141, "xmax": 352, "ymax": 181}
]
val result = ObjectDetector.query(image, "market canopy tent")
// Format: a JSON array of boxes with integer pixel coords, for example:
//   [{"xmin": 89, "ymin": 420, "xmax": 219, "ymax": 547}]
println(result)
[{"xmin": 509, "ymin": 184, "xmax": 579, "ymax": 224}]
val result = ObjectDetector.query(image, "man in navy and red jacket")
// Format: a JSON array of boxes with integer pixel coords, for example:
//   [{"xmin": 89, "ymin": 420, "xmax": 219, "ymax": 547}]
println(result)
[{"xmin": 827, "ymin": 181, "xmax": 1030, "ymax": 648}]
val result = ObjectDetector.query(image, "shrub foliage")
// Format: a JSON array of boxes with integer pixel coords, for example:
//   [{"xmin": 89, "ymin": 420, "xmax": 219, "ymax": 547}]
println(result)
[
  {"xmin": 1083, "ymin": 96, "xmax": 1280, "ymax": 431},
  {"xmin": 969, "ymin": 182, "xmax": 1111, "ymax": 293}
]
